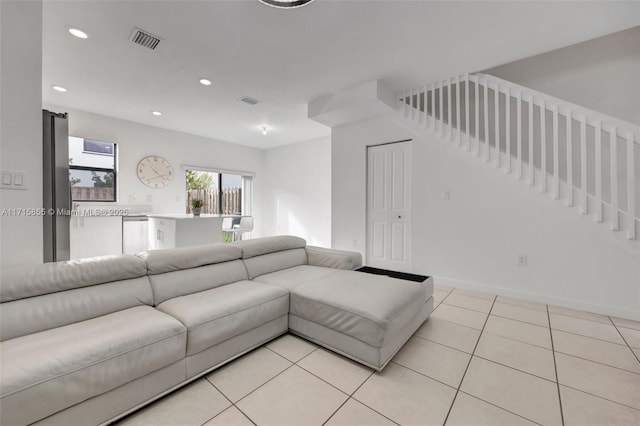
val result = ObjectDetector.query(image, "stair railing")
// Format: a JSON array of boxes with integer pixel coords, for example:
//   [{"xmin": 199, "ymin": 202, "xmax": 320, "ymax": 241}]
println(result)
[{"xmin": 398, "ymin": 73, "xmax": 639, "ymax": 240}]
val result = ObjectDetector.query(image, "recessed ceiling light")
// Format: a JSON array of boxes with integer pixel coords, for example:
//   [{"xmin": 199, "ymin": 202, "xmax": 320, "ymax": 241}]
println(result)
[
  {"xmin": 68, "ymin": 28, "xmax": 89, "ymax": 39},
  {"xmin": 199, "ymin": 78, "xmax": 212, "ymax": 86},
  {"xmin": 52, "ymin": 86, "xmax": 67, "ymax": 92},
  {"xmin": 151, "ymin": 111, "xmax": 162, "ymax": 116}
]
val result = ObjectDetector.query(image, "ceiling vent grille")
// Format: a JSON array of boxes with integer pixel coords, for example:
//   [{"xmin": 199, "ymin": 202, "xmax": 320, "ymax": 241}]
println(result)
[
  {"xmin": 238, "ymin": 96, "xmax": 261, "ymax": 106},
  {"xmin": 129, "ymin": 28, "xmax": 162, "ymax": 50}
]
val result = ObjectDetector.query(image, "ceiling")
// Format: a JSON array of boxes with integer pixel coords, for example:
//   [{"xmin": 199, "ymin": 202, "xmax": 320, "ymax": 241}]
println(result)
[{"xmin": 42, "ymin": 0, "xmax": 640, "ymax": 149}]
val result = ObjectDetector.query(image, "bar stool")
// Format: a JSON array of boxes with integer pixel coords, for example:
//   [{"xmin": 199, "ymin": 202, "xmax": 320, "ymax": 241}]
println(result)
[{"xmin": 231, "ymin": 217, "xmax": 254, "ymax": 241}]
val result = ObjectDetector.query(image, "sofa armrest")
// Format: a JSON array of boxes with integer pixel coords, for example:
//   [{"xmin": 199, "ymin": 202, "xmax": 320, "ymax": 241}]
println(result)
[{"xmin": 305, "ymin": 246, "xmax": 363, "ymax": 270}]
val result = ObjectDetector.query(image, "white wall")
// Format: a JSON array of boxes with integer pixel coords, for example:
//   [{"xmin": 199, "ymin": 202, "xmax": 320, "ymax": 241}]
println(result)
[
  {"xmin": 263, "ymin": 137, "xmax": 331, "ymax": 247},
  {"xmin": 0, "ymin": 1, "xmax": 44, "ymax": 268},
  {"xmin": 44, "ymin": 105, "xmax": 266, "ymax": 236},
  {"xmin": 332, "ymin": 115, "xmax": 640, "ymax": 320},
  {"xmin": 485, "ymin": 26, "xmax": 640, "ymax": 125}
]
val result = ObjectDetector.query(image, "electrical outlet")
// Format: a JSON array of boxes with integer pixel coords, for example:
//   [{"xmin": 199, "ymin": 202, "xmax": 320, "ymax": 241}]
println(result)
[
  {"xmin": 518, "ymin": 256, "xmax": 528, "ymax": 266},
  {"xmin": 353, "ymin": 239, "xmax": 357, "ymax": 247},
  {"xmin": 442, "ymin": 190, "xmax": 451, "ymax": 201}
]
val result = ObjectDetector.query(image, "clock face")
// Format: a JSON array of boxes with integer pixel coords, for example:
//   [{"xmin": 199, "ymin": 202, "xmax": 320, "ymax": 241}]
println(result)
[{"xmin": 137, "ymin": 156, "xmax": 173, "ymax": 188}]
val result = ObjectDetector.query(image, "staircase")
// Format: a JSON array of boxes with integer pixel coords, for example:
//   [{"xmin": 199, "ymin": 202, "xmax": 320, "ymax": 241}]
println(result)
[{"xmin": 397, "ymin": 73, "xmax": 640, "ymax": 240}]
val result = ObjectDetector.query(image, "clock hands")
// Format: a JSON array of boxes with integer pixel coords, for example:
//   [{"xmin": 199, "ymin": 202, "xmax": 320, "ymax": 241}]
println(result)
[
  {"xmin": 149, "ymin": 166, "xmax": 162, "ymax": 176},
  {"xmin": 148, "ymin": 173, "xmax": 171, "ymax": 180}
]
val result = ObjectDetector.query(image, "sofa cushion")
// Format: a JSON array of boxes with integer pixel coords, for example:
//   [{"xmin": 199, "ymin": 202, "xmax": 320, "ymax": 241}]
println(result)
[
  {"xmin": 290, "ymin": 270, "xmax": 424, "ymax": 347},
  {"xmin": 0, "ymin": 254, "xmax": 147, "ymax": 303},
  {"xmin": 242, "ymin": 249, "xmax": 308, "ymax": 280},
  {"xmin": 148, "ymin": 260, "xmax": 249, "ymax": 305},
  {"xmin": 233, "ymin": 235, "xmax": 306, "ymax": 259},
  {"xmin": 156, "ymin": 280, "xmax": 289, "ymax": 356},
  {"xmin": 1, "ymin": 276, "xmax": 153, "ymax": 341},
  {"xmin": 0, "ymin": 306, "xmax": 186, "ymax": 426},
  {"xmin": 138, "ymin": 243, "xmax": 242, "ymax": 275},
  {"xmin": 306, "ymin": 246, "xmax": 363, "ymax": 270},
  {"xmin": 252, "ymin": 265, "xmax": 340, "ymax": 290}
]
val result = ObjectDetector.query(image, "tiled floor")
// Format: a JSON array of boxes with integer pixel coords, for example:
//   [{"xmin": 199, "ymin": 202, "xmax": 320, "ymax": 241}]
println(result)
[{"xmin": 116, "ymin": 284, "xmax": 640, "ymax": 426}]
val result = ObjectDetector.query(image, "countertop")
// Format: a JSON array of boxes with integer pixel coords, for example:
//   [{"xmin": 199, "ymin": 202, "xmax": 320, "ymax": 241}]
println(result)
[{"xmin": 146, "ymin": 214, "xmax": 246, "ymax": 220}]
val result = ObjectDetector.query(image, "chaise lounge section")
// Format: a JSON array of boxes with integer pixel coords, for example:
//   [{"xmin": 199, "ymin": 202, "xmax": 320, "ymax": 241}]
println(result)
[{"xmin": 0, "ymin": 236, "xmax": 433, "ymax": 425}]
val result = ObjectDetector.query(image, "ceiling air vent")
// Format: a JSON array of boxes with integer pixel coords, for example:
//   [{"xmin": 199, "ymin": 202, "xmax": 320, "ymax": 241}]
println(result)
[
  {"xmin": 129, "ymin": 27, "xmax": 162, "ymax": 50},
  {"xmin": 238, "ymin": 96, "xmax": 261, "ymax": 106}
]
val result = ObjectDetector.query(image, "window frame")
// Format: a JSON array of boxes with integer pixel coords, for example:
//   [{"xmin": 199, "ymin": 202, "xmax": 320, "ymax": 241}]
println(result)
[{"xmin": 69, "ymin": 143, "xmax": 118, "ymax": 203}]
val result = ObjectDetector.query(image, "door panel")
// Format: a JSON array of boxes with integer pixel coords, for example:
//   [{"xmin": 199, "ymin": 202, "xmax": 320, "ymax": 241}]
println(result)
[
  {"xmin": 372, "ymin": 152, "xmax": 386, "ymax": 210},
  {"xmin": 391, "ymin": 222, "xmax": 405, "ymax": 261},
  {"xmin": 367, "ymin": 141, "xmax": 412, "ymax": 271},
  {"xmin": 391, "ymin": 151, "xmax": 406, "ymax": 210},
  {"xmin": 372, "ymin": 221, "xmax": 385, "ymax": 259}
]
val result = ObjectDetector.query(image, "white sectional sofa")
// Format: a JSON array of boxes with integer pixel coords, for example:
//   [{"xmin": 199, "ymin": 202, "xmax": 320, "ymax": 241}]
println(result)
[{"xmin": 0, "ymin": 236, "xmax": 433, "ymax": 426}]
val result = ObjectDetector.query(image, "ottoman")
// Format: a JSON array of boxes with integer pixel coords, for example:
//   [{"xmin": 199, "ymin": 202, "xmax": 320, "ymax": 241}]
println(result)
[{"xmin": 288, "ymin": 269, "xmax": 434, "ymax": 370}]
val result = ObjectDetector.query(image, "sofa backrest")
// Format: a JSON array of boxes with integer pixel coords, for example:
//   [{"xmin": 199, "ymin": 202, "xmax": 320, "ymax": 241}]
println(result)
[
  {"xmin": 0, "ymin": 255, "xmax": 151, "ymax": 341},
  {"xmin": 234, "ymin": 236, "xmax": 308, "ymax": 279},
  {"xmin": 139, "ymin": 243, "xmax": 247, "ymax": 305}
]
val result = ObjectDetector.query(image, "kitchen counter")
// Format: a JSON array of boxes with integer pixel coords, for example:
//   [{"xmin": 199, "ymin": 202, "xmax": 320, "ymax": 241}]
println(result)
[{"xmin": 148, "ymin": 215, "xmax": 225, "ymax": 249}]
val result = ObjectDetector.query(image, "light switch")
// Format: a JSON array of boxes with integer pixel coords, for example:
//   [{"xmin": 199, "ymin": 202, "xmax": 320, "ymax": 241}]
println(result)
[
  {"xmin": 2, "ymin": 173, "xmax": 12, "ymax": 185},
  {"xmin": 0, "ymin": 170, "xmax": 27, "ymax": 190}
]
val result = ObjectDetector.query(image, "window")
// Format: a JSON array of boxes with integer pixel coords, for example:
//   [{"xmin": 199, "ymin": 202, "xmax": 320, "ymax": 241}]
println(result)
[
  {"xmin": 69, "ymin": 136, "xmax": 117, "ymax": 202},
  {"xmin": 185, "ymin": 169, "xmax": 251, "ymax": 215}
]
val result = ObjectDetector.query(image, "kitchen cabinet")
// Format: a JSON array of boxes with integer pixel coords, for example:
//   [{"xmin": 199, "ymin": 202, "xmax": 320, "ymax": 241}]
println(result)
[{"xmin": 70, "ymin": 216, "xmax": 123, "ymax": 259}]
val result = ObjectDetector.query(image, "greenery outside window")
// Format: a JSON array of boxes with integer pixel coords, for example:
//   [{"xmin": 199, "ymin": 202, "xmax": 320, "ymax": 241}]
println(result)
[{"xmin": 185, "ymin": 169, "xmax": 247, "ymax": 215}]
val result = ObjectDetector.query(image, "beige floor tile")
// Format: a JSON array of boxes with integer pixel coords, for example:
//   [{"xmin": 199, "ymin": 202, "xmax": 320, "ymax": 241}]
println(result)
[
  {"xmin": 619, "ymin": 326, "xmax": 640, "ymax": 349},
  {"xmin": 354, "ymin": 363, "xmax": 456, "ymax": 426},
  {"xmin": 549, "ymin": 313, "xmax": 625, "ymax": 344},
  {"xmin": 484, "ymin": 315, "xmax": 552, "ymax": 349},
  {"xmin": 553, "ymin": 330, "xmax": 640, "ymax": 373},
  {"xmin": 560, "ymin": 385, "xmax": 640, "ymax": 426},
  {"xmin": 265, "ymin": 334, "xmax": 317, "ymax": 362},
  {"xmin": 298, "ymin": 348, "xmax": 372, "ymax": 394},
  {"xmin": 475, "ymin": 332, "xmax": 556, "ymax": 381},
  {"xmin": 117, "ymin": 379, "xmax": 230, "ymax": 426},
  {"xmin": 495, "ymin": 296, "xmax": 547, "ymax": 312},
  {"xmin": 548, "ymin": 305, "xmax": 611, "ymax": 324},
  {"xmin": 443, "ymin": 293, "xmax": 494, "ymax": 313},
  {"xmin": 325, "ymin": 399, "xmax": 395, "ymax": 426},
  {"xmin": 432, "ymin": 289, "xmax": 451, "ymax": 303},
  {"xmin": 393, "ymin": 336, "xmax": 471, "ymax": 387},
  {"xmin": 612, "ymin": 317, "xmax": 640, "ymax": 331},
  {"xmin": 633, "ymin": 348, "xmax": 640, "ymax": 359},
  {"xmin": 431, "ymin": 304, "xmax": 488, "ymax": 330},
  {"xmin": 446, "ymin": 392, "xmax": 537, "ymax": 426},
  {"xmin": 555, "ymin": 353, "xmax": 640, "ymax": 410},
  {"xmin": 414, "ymin": 317, "xmax": 481, "ymax": 353},
  {"xmin": 452, "ymin": 288, "xmax": 496, "ymax": 301},
  {"xmin": 202, "ymin": 406, "xmax": 254, "ymax": 426},
  {"xmin": 206, "ymin": 347, "xmax": 291, "ymax": 402},
  {"xmin": 460, "ymin": 357, "xmax": 562, "ymax": 426},
  {"xmin": 237, "ymin": 365, "xmax": 347, "ymax": 426},
  {"xmin": 491, "ymin": 301, "xmax": 549, "ymax": 327}
]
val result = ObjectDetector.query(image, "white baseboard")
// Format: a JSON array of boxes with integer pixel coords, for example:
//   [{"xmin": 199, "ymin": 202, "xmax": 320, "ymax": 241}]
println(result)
[{"xmin": 433, "ymin": 275, "xmax": 640, "ymax": 321}]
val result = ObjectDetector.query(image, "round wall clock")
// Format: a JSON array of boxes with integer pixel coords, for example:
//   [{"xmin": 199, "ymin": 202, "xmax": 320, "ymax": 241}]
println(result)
[{"xmin": 137, "ymin": 156, "xmax": 173, "ymax": 188}]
